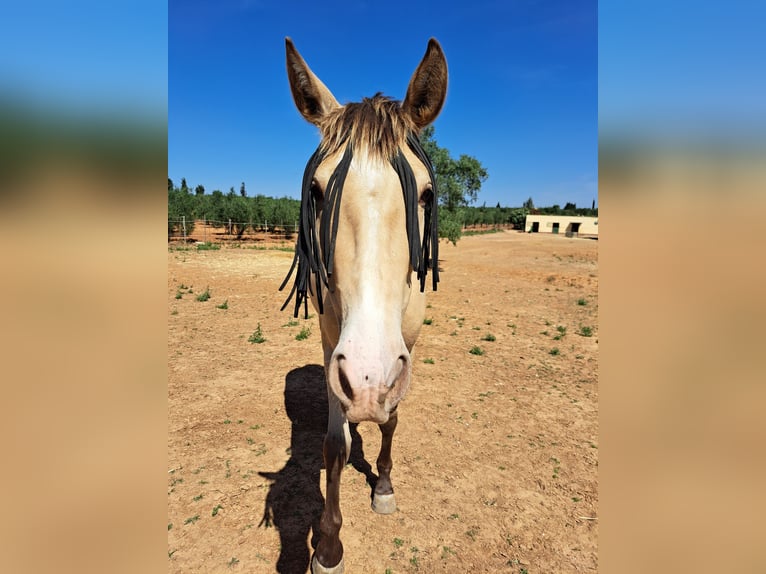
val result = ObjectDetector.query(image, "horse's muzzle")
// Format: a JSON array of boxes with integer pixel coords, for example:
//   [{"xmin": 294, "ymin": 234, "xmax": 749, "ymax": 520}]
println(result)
[{"xmin": 328, "ymin": 350, "xmax": 411, "ymax": 424}]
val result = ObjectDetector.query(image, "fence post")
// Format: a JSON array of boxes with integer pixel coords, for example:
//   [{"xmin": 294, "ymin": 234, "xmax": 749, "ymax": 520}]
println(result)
[
  {"xmin": 182, "ymin": 216, "xmax": 187, "ymax": 244},
  {"xmin": 228, "ymin": 218, "xmax": 232, "ymax": 236}
]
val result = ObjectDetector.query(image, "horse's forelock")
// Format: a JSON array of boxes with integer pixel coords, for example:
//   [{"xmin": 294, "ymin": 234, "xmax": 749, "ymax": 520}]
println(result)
[{"xmin": 318, "ymin": 94, "xmax": 415, "ymax": 161}]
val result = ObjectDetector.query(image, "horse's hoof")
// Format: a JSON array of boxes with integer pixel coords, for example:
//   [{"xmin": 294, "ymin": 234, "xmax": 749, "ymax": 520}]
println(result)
[
  {"xmin": 371, "ymin": 492, "xmax": 397, "ymax": 514},
  {"xmin": 311, "ymin": 555, "xmax": 344, "ymax": 574}
]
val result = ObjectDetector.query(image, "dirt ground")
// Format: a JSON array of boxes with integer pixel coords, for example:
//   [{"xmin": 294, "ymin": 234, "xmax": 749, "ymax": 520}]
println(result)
[{"xmin": 168, "ymin": 230, "xmax": 598, "ymax": 573}]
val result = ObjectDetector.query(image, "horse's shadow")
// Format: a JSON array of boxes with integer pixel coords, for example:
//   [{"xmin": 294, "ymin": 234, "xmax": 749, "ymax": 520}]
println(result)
[{"xmin": 259, "ymin": 364, "xmax": 378, "ymax": 574}]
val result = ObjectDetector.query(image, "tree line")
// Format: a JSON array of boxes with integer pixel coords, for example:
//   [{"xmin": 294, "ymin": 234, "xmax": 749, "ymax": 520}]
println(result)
[{"xmin": 168, "ymin": 179, "xmax": 301, "ymax": 238}]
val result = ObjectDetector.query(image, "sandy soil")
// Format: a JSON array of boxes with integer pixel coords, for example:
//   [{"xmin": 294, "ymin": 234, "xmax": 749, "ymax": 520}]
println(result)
[{"xmin": 168, "ymin": 230, "xmax": 598, "ymax": 573}]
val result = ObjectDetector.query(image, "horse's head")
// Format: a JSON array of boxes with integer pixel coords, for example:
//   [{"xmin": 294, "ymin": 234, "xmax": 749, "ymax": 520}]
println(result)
[{"xmin": 282, "ymin": 38, "xmax": 447, "ymax": 424}]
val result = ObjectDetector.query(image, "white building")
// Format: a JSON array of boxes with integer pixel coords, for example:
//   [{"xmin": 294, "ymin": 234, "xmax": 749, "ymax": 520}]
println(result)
[{"xmin": 524, "ymin": 214, "xmax": 598, "ymax": 237}]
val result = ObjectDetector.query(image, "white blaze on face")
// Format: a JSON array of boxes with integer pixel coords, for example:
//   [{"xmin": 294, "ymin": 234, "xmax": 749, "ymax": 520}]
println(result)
[{"xmin": 319, "ymin": 151, "xmax": 418, "ymax": 423}]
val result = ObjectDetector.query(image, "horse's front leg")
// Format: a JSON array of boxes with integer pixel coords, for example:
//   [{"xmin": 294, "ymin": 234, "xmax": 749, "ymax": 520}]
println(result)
[
  {"xmin": 372, "ymin": 408, "xmax": 398, "ymax": 514},
  {"xmin": 312, "ymin": 394, "xmax": 350, "ymax": 574}
]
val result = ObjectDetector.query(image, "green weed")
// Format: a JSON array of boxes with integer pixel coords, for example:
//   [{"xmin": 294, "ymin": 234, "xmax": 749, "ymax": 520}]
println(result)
[
  {"xmin": 441, "ymin": 546, "xmax": 456, "ymax": 559},
  {"xmin": 469, "ymin": 346, "xmax": 484, "ymax": 356},
  {"xmin": 216, "ymin": 299, "xmax": 228, "ymax": 309},
  {"xmin": 248, "ymin": 323, "xmax": 265, "ymax": 344},
  {"xmin": 295, "ymin": 326, "xmax": 311, "ymax": 341},
  {"xmin": 578, "ymin": 325, "xmax": 594, "ymax": 337},
  {"xmin": 481, "ymin": 333, "xmax": 496, "ymax": 342},
  {"xmin": 195, "ymin": 287, "xmax": 211, "ymax": 302}
]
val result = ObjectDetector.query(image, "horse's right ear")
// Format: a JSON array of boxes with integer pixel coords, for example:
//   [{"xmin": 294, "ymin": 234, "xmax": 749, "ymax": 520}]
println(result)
[{"xmin": 285, "ymin": 38, "xmax": 340, "ymax": 125}]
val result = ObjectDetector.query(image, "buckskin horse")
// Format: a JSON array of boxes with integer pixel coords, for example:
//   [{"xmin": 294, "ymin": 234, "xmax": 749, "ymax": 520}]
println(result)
[{"xmin": 280, "ymin": 37, "xmax": 448, "ymax": 573}]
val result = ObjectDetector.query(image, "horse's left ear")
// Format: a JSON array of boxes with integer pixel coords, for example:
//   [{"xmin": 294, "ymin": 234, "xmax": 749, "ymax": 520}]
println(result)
[{"xmin": 402, "ymin": 38, "xmax": 448, "ymax": 130}]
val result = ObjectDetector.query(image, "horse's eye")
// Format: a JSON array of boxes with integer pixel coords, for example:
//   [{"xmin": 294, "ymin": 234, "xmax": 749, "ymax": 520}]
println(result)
[
  {"xmin": 311, "ymin": 179, "xmax": 324, "ymax": 205},
  {"xmin": 419, "ymin": 184, "xmax": 434, "ymax": 208}
]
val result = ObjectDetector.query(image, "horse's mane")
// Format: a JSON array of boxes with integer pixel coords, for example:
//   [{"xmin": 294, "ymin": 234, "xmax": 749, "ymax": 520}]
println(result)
[{"xmin": 280, "ymin": 94, "xmax": 440, "ymax": 318}]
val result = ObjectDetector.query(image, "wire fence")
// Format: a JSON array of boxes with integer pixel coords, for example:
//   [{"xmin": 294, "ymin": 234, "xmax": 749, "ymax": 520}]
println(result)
[
  {"xmin": 168, "ymin": 218, "xmax": 300, "ymax": 243},
  {"xmin": 168, "ymin": 217, "xmax": 517, "ymax": 244}
]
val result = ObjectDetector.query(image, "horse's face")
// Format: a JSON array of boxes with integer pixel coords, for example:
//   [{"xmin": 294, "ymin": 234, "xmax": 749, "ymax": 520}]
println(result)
[
  {"xmin": 313, "ymin": 145, "xmax": 430, "ymax": 423},
  {"xmin": 285, "ymin": 38, "xmax": 447, "ymax": 423}
]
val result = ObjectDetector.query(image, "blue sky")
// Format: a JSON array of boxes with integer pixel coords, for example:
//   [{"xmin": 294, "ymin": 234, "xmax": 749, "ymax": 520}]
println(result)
[{"xmin": 169, "ymin": 0, "xmax": 598, "ymax": 209}]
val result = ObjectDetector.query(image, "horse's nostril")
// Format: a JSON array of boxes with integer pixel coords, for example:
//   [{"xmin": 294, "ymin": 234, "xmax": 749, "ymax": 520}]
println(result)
[{"xmin": 337, "ymin": 361, "xmax": 354, "ymax": 402}]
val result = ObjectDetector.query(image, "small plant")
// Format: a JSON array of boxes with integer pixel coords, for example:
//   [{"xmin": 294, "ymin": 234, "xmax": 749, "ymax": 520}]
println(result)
[
  {"xmin": 578, "ymin": 325, "xmax": 594, "ymax": 337},
  {"xmin": 227, "ymin": 557, "xmax": 239, "ymax": 568},
  {"xmin": 481, "ymin": 333, "xmax": 496, "ymax": 342},
  {"xmin": 549, "ymin": 347, "xmax": 560, "ymax": 356},
  {"xmin": 196, "ymin": 287, "xmax": 211, "ymax": 302},
  {"xmin": 295, "ymin": 326, "xmax": 311, "ymax": 341},
  {"xmin": 175, "ymin": 290, "xmax": 183, "ymax": 300},
  {"xmin": 168, "ymin": 523, "xmax": 173, "ymax": 530},
  {"xmin": 216, "ymin": 299, "xmax": 228, "ymax": 309},
  {"xmin": 283, "ymin": 319, "xmax": 299, "ymax": 327},
  {"xmin": 423, "ymin": 317, "xmax": 433, "ymax": 325},
  {"xmin": 551, "ymin": 456, "xmax": 561, "ymax": 478},
  {"xmin": 184, "ymin": 515, "xmax": 200, "ymax": 525},
  {"xmin": 212, "ymin": 504, "xmax": 224, "ymax": 516},
  {"xmin": 423, "ymin": 358, "xmax": 435, "ymax": 364},
  {"xmin": 393, "ymin": 537, "xmax": 404, "ymax": 548},
  {"xmin": 192, "ymin": 494, "xmax": 203, "ymax": 501},
  {"xmin": 469, "ymin": 346, "xmax": 484, "ymax": 356},
  {"xmin": 577, "ymin": 298, "xmax": 587, "ymax": 306},
  {"xmin": 448, "ymin": 513, "xmax": 460, "ymax": 520},
  {"xmin": 196, "ymin": 242, "xmax": 221, "ymax": 251},
  {"xmin": 553, "ymin": 325, "xmax": 567, "ymax": 340},
  {"xmin": 248, "ymin": 323, "xmax": 265, "ymax": 344}
]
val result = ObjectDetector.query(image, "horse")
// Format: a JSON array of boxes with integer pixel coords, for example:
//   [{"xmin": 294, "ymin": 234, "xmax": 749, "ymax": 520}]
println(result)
[{"xmin": 279, "ymin": 37, "xmax": 448, "ymax": 574}]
